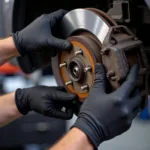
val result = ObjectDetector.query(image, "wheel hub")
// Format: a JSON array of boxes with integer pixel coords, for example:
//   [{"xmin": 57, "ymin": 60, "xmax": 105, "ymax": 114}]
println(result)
[{"xmin": 59, "ymin": 34, "xmax": 101, "ymax": 101}]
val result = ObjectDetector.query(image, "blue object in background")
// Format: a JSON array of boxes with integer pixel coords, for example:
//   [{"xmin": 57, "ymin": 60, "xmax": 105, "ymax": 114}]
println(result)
[
  {"xmin": 139, "ymin": 106, "xmax": 150, "ymax": 120},
  {"xmin": 139, "ymin": 97, "xmax": 150, "ymax": 120}
]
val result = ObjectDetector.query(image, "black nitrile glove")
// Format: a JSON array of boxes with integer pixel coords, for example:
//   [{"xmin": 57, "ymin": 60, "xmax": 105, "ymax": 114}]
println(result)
[
  {"xmin": 12, "ymin": 9, "xmax": 71, "ymax": 56},
  {"xmin": 73, "ymin": 64, "xmax": 142, "ymax": 148},
  {"xmin": 15, "ymin": 86, "xmax": 77, "ymax": 120}
]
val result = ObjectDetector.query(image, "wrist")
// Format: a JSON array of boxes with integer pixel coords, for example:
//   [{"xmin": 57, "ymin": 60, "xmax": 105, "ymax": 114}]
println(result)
[
  {"xmin": 72, "ymin": 113, "xmax": 105, "ymax": 148},
  {"xmin": 51, "ymin": 127, "xmax": 94, "ymax": 150},
  {"xmin": 0, "ymin": 37, "xmax": 20, "ymax": 65},
  {"xmin": 71, "ymin": 127, "xmax": 94, "ymax": 148},
  {"xmin": 0, "ymin": 92, "xmax": 23, "ymax": 127},
  {"xmin": 2, "ymin": 37, "xmax": 20, "ymax": 57}
]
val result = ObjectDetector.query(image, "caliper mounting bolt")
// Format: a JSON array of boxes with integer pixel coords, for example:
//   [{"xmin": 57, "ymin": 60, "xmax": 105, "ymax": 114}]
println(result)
[
  {"xmin": 106, "ymin": 70, "xmax": 115, "ymax": 78},
  {"xmin": 59, "ymin": 62, "xmax": 67, "ymax": 68},
  {"xmin": 84, "ymin": 66, "xmax": 92, "ymax": 72},
  {"xmin": 65, "ymin": 81, "xmax": 73, "ymax": 86},
  {"xmin": 81, "ymin": 84, "xmax": 89, "ymax": 91},
  {"xmin": 75, "ymin": 49, "xmax": 83, "ymax": 56}
]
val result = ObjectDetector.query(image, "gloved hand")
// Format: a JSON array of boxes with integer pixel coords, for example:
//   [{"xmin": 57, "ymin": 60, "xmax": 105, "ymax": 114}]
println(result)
[
  {"xmin": 73, "ymin": 64, "xmax": 142, "ymax": 148},
  {"xmin": 15, "ymin": 86, "xmax": 77, "ymax": 120},
  {"xmin": 12, "ymin": 9, "xmax": 71, "ymax": 56}
]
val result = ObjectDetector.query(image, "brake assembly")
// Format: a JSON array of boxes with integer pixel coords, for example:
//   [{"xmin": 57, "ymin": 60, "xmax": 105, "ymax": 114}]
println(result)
[{"xmin": 51, "ymin": 8, "xmax": 150, "ymax": 110}]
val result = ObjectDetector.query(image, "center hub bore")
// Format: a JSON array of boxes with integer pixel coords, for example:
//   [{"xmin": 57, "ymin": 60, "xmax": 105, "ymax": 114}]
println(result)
[
  {"xmin": 73, "ymin": 66, "xmax": 79, "ymax": 78},
  {"xmin": 56, "ymin": 34, "xmax": 102, "ymax": 101},
  {"xmin": 68, "ymin": 57, "xmax": 85, "ymax": 82}
]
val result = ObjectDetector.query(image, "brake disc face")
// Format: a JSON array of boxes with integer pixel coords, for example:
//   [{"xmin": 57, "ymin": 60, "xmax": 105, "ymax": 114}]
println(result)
[{"xmin": 51, "ymin": 8, "xmax": 150, "ymax": 108}]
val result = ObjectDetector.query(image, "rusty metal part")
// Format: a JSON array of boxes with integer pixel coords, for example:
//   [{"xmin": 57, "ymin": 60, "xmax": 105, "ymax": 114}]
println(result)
[
  {"xmin": 107, "ymin": 1, "xmax": 131, "ymax": 23},
  {"xmin": 58, "ymin": 35, "xmax": 101, "ymax": 101},
  {"xmin": 51, "ymin": 8, "xmax": 149, "ymax": 108},
  {"xmin": 102, "ymin": 25, "xmax": 150, "ymax": 108},
  {"xmin": 52, "ymin": 8, "xmax": 116, "ymax": 101},
  {"xmin": 52, "ymin": 8, "xmax": 115, "ymax": 101}
]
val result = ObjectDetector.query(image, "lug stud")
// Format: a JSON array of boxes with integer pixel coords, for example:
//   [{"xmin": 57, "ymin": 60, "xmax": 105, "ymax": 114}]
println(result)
[
  {"xmin": 81, "ymin": 85, "xmax": 89, "ymax": 91},
  {"xmin": 110, "ymin": 76, "xmax": 117, "ymax": 81},
  {"xmin": 106, "ymin": 70, "xmax": 115, "ymax": 78},
  {"xmin": 65, "ymin": 81, "xmax": 73, "ymax": 86},
  {"xmin": 75, "ymin": 50, "xmax": 83, "ymax": 56},
  {"xmin": 84, "ymin": 66, "xmax": 92, "ymax": 72},
  {"xmin": 59, "ymin": 62, "xmax": 67, "ymax": 68}
]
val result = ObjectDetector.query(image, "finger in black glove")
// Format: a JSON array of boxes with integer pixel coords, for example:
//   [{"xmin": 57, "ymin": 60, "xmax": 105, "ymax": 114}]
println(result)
[
  {"xmin": 12, "ymin": 9, "xmax": 71, "ymax": 56},
  {"xmin": 73, "ymin": 63, "xmax": 142, "ymax": 148},
  {"xmin": 15, "ymin": 86, "xmax": 77, "ymax": 120}
]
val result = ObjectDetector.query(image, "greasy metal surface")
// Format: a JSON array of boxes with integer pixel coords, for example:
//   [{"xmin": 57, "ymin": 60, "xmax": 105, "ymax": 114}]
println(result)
[{"xmin": 60, "ymin": 9, "xmax": 110, "ymax": 44}]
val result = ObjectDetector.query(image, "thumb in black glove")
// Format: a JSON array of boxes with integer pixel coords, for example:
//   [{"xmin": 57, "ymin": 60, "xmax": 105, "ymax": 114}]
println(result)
[
  {"xmin": 12, "ymin": 9, "xmax": 71, "ymax": 56},
  {"xmin": 73, "ymin": 63, "xmax": 142, "ymax": 148},
  {"xmin": 15, "ymin": 86, "xmax": 77, "ymax": 120}
]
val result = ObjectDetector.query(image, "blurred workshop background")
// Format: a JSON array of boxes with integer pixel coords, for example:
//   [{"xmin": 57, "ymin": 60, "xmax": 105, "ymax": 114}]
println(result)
[{"xmin": 0, "ymin": 0, "xmax": 150, "ymax": 150}]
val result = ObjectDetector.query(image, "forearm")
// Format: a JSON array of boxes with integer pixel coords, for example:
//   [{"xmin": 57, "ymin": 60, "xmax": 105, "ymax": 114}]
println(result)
[
  {"xmin": 0, "ymin": 92, "xmax": 22, "ymax": 127},
  {"xmin": 50, "ymin": 128, "xmax": 94, "ymax": 150},
  {"xmin": 0, "ymin": 37, "xmax": 20, "ymax": 65}
]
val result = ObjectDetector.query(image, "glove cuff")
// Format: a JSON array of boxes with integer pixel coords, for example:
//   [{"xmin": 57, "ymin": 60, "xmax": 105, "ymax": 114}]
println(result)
[
  {"xmin": 15, "ymin": 88, "xmax": 31, "ymax": 115},
  {"xmin": 72, "ymin": 113, "xmax": 105, "ymax": 148},
  {"xmin": 11, "ymin": 32, "xmax": 25, "ymax": 56}
]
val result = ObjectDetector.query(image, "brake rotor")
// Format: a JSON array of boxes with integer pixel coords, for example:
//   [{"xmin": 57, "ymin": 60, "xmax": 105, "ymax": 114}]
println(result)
[
  {"xmin": 51, "ymin": 8, "xmax": 149, "ymax": 106},
  {"xmin": 51, "ymin": 8, "xmax": 116, "ymax": 101}
]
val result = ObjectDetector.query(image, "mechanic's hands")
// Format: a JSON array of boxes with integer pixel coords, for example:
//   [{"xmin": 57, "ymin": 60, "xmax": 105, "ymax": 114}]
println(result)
[
  {"xmin": 73, "ymin": 63, "xmax": 142, "ymax": 148},
  {"xmin": 15, "ymin": 86, "xmax": 77, "ymax": 120},
  {"xmin": 12, "ymin": 9, "xmax": 71, "ymax": 56}
]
